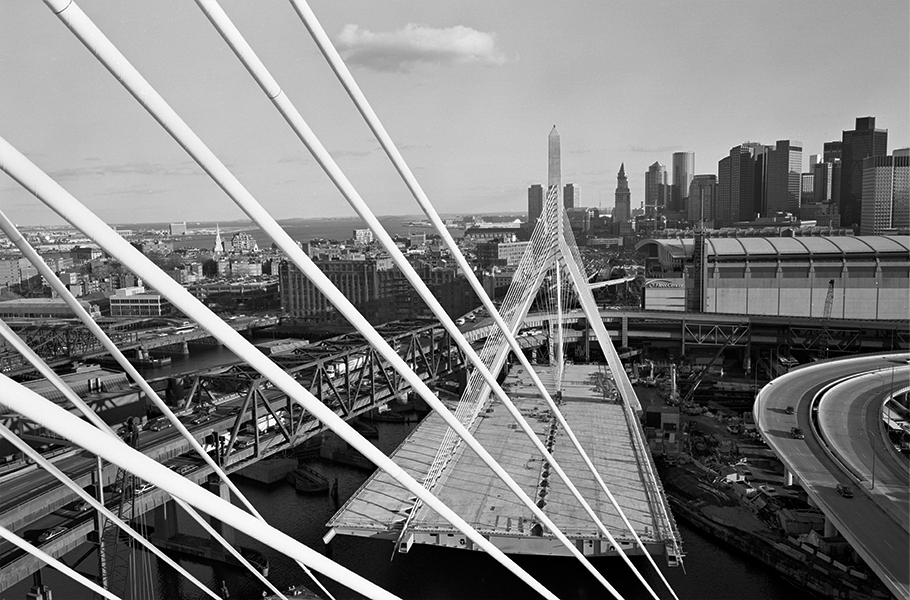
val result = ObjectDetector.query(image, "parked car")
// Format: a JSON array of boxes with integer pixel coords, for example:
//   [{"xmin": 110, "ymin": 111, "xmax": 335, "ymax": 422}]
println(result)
[
  {"xmin": 836, "ymin": 483, "xmax": 854, "ymax": 498},
  {"xmin": 38, "ymin": 525, "xmax": 66, "ymax": 543},
  {"xmin": 785, "ymin": 406, "xmax": 794, "ymax": 415},
  {"xmin": 790, "ymin": 427, "xmax": 805, "ymax": 439}
]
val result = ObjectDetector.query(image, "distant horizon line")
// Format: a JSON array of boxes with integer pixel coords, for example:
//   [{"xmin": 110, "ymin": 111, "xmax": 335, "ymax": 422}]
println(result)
[{"xmin": 19, "ymin": 211, "xmax": 530, "ymax": 229}]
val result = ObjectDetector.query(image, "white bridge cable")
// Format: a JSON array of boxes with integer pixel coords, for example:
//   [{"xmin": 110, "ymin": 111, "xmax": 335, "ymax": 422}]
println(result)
[
  {"xmin": 0, "ymin": 129, "xmax": 555, "ymax": 600},
  {"xmin": 290, "ymin": 5, "xmax": 678, "ymax": 598},
  {"xmin": 39, "ymin": 0, "xmax": 563, "ymax": 595},
  {"xmin": 0, "ymin": 424, "xmax": 222, "ymax": 600},
  {"xmin": 45, "ymin": 0, "xmax": 612, "ymax": 597},
  {"xmin": 191, "ymin": 3, "xmax": 634, "ymax": 597},
  {"xmin": 558, "ymin": 214, "xmax": 684, "ymax": 568},
  {"xmin": 0, "ymin": 524, "xmax": 122, "ymax": 600},
  {"xmin": 0, "ymin": 319, "xmax": 289, "ymax": 599},
  {"xmin": 0, "ymin": 210, "xmax": 303, "ymax": 599},
  {"xmin": 0, "ymin": 376, "xmax": 399, "ymax": 600},
  {"xmin": 401, "ymin": 189, "xmax": 673, "ymax": 598}
]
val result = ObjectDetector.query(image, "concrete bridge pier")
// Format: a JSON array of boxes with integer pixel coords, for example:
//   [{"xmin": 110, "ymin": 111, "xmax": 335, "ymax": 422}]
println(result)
[
  {"xmin": 206, "ymin": 475, "xmax": 235, "ymax": 548},
  {"xmin": 25, "ymin": 570, "xmax": 52, "ymax": 600},
  {"xmin": 152, "ymin": 499, "xmax": 179, "ymax": 542},
  {"xmin": 824, "ymin": 515, "xmax": 838, "ymax": 538}
]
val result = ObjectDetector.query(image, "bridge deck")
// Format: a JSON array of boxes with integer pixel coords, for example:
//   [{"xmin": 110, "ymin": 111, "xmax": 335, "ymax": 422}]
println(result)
[{"xmin": 328, "ymin": 364, "xmax": 665, "ymax": 557}]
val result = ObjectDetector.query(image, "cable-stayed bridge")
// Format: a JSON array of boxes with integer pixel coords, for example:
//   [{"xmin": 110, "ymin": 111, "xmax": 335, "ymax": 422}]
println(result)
[{"xmin": 0, "ymin": 2, "xmax": 688, "ymax": 599}]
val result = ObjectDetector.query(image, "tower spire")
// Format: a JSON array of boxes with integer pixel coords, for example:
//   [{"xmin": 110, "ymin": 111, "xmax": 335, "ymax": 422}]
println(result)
[
  {"xmin": 213, "ymin": 223, "xmax": 225, "ymax": 255},
  {"xmin": 548, "ymin": 126, "xmax": 561, "ymax": 194}
]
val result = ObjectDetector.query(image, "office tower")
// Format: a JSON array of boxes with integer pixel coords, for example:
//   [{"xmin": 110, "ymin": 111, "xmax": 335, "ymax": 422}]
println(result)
[
  {"xmin": 764, "ymin": 140, "xmax": 803, "ymax": 216},
  {"xmin": 716, "ymin": 143, "xmax": 764, "ymax": 225},
  {"xmin": 800, "ymin": 173, "xmax": 814, "ymax": 207},
  {"xmin": 813, "ymin": 160, "xmax": 837, "ymax": 204},
  {"xmin": 687, "ymin": 175, "xmax": 717, "ymax": 225},
  {"xmin": 563, "ymin": 183, "xmax": 579, "ymax": 209},
  {"xmin": 860, "ymin": 150, "xmax": 909, "ymax": 235},
  {"xmin": 548, "ymin": 125, "xmax": 561, "ymax": 195},
  {"xmin": 671, "ymin": 151, "xmax": 695, "ymax": 212},
  {"xmin": 614, "ymin": 163, "xmax": 631, "ymax": 223},
  {"xmin": 823, "ymin": 141, "xmax": 843, "ymax": 163},
  {"xmin": 717, "ymin": 156, "xmax": 732, "ymax": 224},
  {"xmin": 840, "ymin": 117, "xmax": 888, "ymax": 229},
  {"xmin": 528, "ymin": 184, "xmax": 544, "ymax": 227},
  {"xmin": 645, "ymin": 162, "xmax": 668, "ymax": 216}
]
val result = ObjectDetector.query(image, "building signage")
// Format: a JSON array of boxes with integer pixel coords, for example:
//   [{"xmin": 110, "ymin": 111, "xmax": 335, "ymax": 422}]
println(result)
[{"xmin": 645, "ymin": 279, "xmax": 684, "ymax": 289}]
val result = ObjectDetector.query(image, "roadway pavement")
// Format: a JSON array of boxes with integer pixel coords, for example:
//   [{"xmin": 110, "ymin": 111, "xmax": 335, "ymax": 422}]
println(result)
[{"xmin": 755, "ymin": 353, "xmax": 910, "ymax": 600}]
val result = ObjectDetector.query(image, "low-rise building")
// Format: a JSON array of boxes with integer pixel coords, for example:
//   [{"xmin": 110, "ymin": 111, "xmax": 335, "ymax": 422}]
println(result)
[{"xmin": 0, "ymin": 297, "xmax": 101, "ymax": 319}]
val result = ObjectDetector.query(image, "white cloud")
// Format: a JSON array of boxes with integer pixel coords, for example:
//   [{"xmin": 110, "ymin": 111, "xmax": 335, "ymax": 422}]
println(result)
[{"xmin": 337, "ymin": 23, "xmax": 507, "ymax": 72}]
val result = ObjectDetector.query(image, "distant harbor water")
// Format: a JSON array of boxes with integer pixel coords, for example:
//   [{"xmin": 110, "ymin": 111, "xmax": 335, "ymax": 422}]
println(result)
[{"xmin": 153, "ymin": 216, "xmax": 464, "ymax": 251}]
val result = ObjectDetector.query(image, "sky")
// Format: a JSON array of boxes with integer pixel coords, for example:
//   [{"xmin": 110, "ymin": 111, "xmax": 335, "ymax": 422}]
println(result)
[{"xmin": 0, "ymin": 0, "xmax": 908, "ymax": 226}]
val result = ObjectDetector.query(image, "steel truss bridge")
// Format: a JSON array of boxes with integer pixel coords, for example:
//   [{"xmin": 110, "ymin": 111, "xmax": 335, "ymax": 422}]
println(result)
[
  {"xmin": 1, "ymin": 1, "xmax": 903, "ymax": 599},
  {"xmin": 0, "ymin": 316, "xmax": 279, "ymax": 377},
  {"xmin": 0, "ymin": 318, "xmax": 467, "ymax": 590},
  {"xmin": 470, "ymin": 309, "xmax": 908, "ymax": 355}
]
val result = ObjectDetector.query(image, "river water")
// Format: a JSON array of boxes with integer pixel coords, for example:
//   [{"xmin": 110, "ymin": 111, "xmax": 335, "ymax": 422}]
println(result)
[{"xmin": 6, "ymin": 343, "xmax": 803, "ymax": 600}]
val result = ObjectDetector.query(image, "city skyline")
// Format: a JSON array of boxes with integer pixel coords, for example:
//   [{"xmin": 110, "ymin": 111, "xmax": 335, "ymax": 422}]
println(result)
[{"xmin": 1, "ymin": 1, "xmax": 908, "ymax": 225}]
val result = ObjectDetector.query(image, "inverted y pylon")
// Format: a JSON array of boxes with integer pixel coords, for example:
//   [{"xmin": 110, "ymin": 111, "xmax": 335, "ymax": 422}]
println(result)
[{"xmin": 405, "ymin": 185, "xmax": 682, "ymax": 566}]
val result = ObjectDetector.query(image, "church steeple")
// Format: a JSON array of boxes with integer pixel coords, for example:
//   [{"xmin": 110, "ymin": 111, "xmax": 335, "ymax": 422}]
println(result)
[
  {"xmin": 618, "ymin": 163, "xmax": 626, "ymax": 178},
  {"xmin": 213, "ymin": 224, "xmax": 225, "ymax": 255}
]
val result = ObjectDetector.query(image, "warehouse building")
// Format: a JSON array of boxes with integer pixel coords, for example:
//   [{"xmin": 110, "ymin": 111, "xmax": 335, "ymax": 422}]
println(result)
[{"xmin": 635, "ymin": 234, "xmax": 909, "ymax": 320}]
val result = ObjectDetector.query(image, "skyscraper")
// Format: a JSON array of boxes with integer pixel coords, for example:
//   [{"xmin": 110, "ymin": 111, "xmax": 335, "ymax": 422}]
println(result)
[
  {"xmin": 860, "ymin": 150, "xmax": 909, "ymax": 235},
  {"xmin": 613, "ymin": 163, "xmax": 631, "ymax": 223},
  {"xmin": 527, "ymin": 184, "xmax": 543, "ymax": 227},
  {"xmin": 687, "ymin": 175, "xmax": 717, "ymax": 225},
  {"xmin": 563, "ymin": 183, "xmax": 579, "ymax": 209},
  {"xmin": 763, "ymin": 140, "xmax": 803, "ymax": 216},
  {"xmin": 716, "ymin": 142, "xmax": 764, "ymax": 225},
  {"xmin": 671, "ymin": 151, "xmax": 695, "ymax": 213},
  {"xmin": 645, "ymin": 162, "xmax": 668, "ymax": 217},
  {"xmin": 548, "ymin": 125, "xmax": 561, "ymax": 195},
  {"xmin": 800, "ymin": 172, "xmax": 814, "ymax": 207},
  {"xmin": 840, "ymin": 117, "xmax": 888, "ymax": 230}
]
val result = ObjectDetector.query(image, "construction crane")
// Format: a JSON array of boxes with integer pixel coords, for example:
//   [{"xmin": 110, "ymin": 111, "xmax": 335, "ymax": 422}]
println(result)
[
  {"xmin": 822, "ymin": 279, "xmax": 835, "ymax": 358},
  {"xmin": 97, "ymin": 416, "xmax": 152, "ymax": 600},
  {"xmin": 680, "ymin": 338, "xmax": 733, "ymax": 405}
]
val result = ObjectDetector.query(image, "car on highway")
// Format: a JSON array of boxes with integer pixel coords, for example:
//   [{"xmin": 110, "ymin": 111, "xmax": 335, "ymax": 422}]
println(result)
[
  {"xmin": 456, "ymin": 318, "xmax": 466, "ymax": 326},
  {"xmin": 790, "ymin": 427, "xmax": 805, "ymax": 439},
  {"xmin": 38, "ymin": 525, "xmax": 66, "ymax": 543},
  {"xmin": 836, "ymin": 483, "xmax": 854, "ymax": 498},
  {"xmin": 147, "ymin": 418, "xmax": 172, "ymax": 432},
  {"xmin": 134, "ymin": 482, "xmax": 155, "ymax": 495}
]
